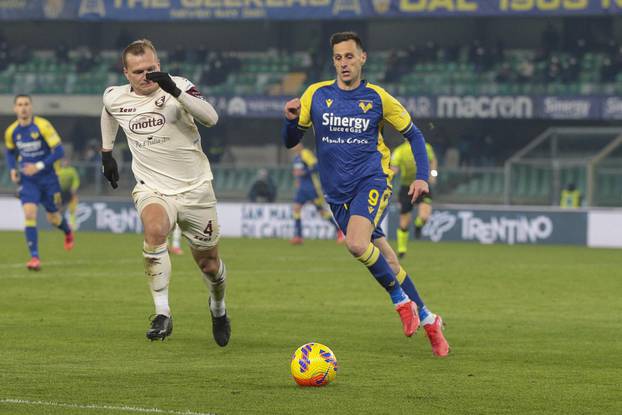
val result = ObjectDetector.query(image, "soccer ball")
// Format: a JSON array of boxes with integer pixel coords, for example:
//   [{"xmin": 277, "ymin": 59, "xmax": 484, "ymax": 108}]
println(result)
[{"xmin": 290, "ymin": 342, "xmax": 338, "ymax": 386}]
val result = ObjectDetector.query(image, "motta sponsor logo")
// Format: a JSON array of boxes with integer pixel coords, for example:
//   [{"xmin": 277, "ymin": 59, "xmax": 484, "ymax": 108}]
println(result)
[
  {"xmin": 437, "ymin": 96, "xmax": 533, "ymax": 118},
  {"xmin": 543, "ymin": 97, "xmax": 590, "ymax": 119},
  {"xmin": 321, "ymin": 112, "xmax": 371, "ymax": 133},
  {"xmin": 603, "ymin": 97, "xmax": 622, "ymax": 119},
  {"xmin": 129, "ymin": 112, "xmax": 166, "ymax": 134}
]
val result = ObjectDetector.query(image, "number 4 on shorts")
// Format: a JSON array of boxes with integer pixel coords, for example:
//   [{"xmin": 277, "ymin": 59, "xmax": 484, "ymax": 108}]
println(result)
[{"xmin": 203, "ymin": 220, "xmax": 213, "ymax": 237}]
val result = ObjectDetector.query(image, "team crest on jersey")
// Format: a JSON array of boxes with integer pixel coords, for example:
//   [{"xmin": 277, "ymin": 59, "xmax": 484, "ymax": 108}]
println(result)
[
  {"xmin": 30, "ymin": 131, "xmax": 40, "ymax": 140},
  {"xmin": 359, "ymin": 100, "xmax": 373, "ymax": 113},
  {"xmin": 326, "ymin": 99, "xmax": 333, "ymax": 108},
  {"xmin": 155, "ymin": 96, "xmax": 165, "ymax": 107}
]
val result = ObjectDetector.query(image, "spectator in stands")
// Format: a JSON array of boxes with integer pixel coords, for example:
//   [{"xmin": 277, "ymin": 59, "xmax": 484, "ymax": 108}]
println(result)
[
  {"xmin": 561, "ymin": 57, "xmax": 580, "ymax": 84},
  {"xmin": 75, "ymin": 46, "xmax": 95, "ymax": 73},
  {"xmin": 55, "ymin": 43, "xmax": 69, "ymax": 63},
  {"xmin": 0, "ymin": 42, "xmax": 8, "ymax": 72},
  {"xmin": 560, "ymin": 183, "xmax": 582, "ymax": 208},
  {"xmin": 384, "ymin": 50, "xmax": 402, "ymax": 83},
  {"xmin": 495, "ymin": 62, "xmax": 514, "ymax": 83},
  {"xmin": 11, "ymin": 44, "xmax": 31, "ymax": 65},
  {"xmin": 546, "ymin": 56, "xmax": 562, "ymax": 83},
  {"xmin": 517, "ymin": 58, "xmax": 535, "ymax": 83},
  {"xmin": 541, "ymin": 23, "xmax": 560, "ymax": 57},
  {"xmin": 601, "ymin": 57, "xmax": 616, "ymax": 82},
  {"xmin": 248, "ymin": 168, "xmax": 277, "ymax": 203}
]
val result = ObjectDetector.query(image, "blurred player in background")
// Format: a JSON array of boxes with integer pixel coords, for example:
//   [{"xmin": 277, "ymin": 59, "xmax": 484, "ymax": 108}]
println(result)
[
  {"xmin": 560, "ymin": 183, "xmax": 582, "ymax": 208},
  {"xmin": 391, "ymin": 139, "xmax": 437, "ymax": 258},
  {"xmin": 290, "ymin": 143, "xmax": 344, "ymax": 245},
  {"xmin": 282, "ymin": 32, "xmax": 449, "ymax": 356},
  {"xmin": 4, "ymin": 95, "xmax": 74, "ymax": 271},
  {"xmin": 57, "ymin": 158, "xmax": 80, "ymax": 230},
  {"xmin": 100, "ymin": 39, "xmax": 230, "ymax": 346}
]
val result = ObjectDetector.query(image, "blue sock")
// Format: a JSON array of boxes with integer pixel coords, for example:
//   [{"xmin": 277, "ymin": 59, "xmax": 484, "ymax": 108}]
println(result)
[
  {"xmin": 357, "ymin": 244, "xmax": 408, "ymax": 305},
  {"xmin": 294, "ymin": 218, "xmax": 302, "ymax": 238},
  {"xmin": 25, "ymin": 226, "xmax": 39, "ymax": 258},
  {"xmin": 397, "ymin": 268, "xmax": 431, "ymax": 321},
  {"xmin": 57, "ymin": 216, "xmax": 71, "ymax": 235}
]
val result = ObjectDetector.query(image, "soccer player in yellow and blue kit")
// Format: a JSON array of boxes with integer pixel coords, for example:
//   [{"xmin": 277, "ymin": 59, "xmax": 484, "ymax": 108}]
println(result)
[
  {"xmin": 391, "ymin": 140, "xmax": 437, "ymax": 258},
  {"xmin": 57, "ymin": 158, "xmax": 80, "ymax": 230},
  {"xmin": 290, "ymin": 143, "xmax": 344, "ymax": 245},
  {"xmin": 4, "ymin": 95, "xmax": 74, "ymax": 271},
  {"xmin": 282, "ymin": 32, "xmax": 449, "ymax": 356}
]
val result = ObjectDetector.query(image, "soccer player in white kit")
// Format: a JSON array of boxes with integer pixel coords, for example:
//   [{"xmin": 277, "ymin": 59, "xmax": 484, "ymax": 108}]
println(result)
[{"xmin": 100, "ymin": 39, "xmax": 230, "ymax": 345}]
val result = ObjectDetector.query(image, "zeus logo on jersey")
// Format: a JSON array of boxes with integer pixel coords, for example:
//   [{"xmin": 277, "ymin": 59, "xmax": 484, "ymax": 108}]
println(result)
[
  {"xmin": 129, "ymin": 112, "xmax": 166, "ymax": 135},
  {"xmin": 322, "ymin": 113, "xmax": 370, "ymax": 133}
]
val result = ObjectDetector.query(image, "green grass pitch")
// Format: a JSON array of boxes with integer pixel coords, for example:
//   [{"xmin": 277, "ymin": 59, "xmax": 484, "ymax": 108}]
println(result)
[{"xmin": 1, "ymin": 231, "xmax": 620, "ymax": 415}]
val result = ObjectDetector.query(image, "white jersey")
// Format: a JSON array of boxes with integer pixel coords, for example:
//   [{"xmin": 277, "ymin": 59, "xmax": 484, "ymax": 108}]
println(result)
[{"xmin": 103, "ymin": 76, "xmax": 213, "ymax": 195}]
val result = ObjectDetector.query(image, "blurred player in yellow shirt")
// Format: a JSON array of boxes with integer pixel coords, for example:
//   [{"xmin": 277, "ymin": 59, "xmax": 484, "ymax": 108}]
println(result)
[
  {"xmin": 57, "ymin": 158, "xmax": 80, "ymax": 229},
  {"xmin": 391, "ymin": 140, "xmax": 437, "ymax": 258}
]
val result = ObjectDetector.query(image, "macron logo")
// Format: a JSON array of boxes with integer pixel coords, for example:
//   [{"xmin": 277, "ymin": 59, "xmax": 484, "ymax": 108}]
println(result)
[{"xmin": 321, "ymin": 113, "xmax": 370, "ymax": 133}]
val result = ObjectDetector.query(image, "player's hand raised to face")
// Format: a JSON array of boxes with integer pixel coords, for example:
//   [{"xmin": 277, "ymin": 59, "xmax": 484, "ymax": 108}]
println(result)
[
  {"xmin": 284, "ymin": 98, "xmax": 301, "ymax": 120},
  {"xmin": 146, "ymin": 71, "xmax": 181, "ymax": 97},
  {"xmin": 408, "ymin": 179, "xmax": 429, "ymax": 204}
]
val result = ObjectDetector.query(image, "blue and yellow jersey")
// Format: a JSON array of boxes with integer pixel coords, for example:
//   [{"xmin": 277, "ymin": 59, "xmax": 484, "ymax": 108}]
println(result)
[
  {"xmin": 391, "ymin": 141, "xmax": 436, "ymax": 186},
  {"xmin": 297, "ymin": 80, "xmax": 413, "ymax": 204},
  {"xmin": 4, "ymin": 116, "xmax": 62, "ymax": 175}
]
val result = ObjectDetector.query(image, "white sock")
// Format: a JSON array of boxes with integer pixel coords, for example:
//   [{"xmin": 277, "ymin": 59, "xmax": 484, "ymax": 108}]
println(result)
[
  {"xmin": 143, "ymin": 242, "xmax": 171, "ymax": 317},
  {"xmin": 421, "ymin": 313, "xmax": 436, "ymax": 326},
  {"xmin": 172, "ymin": 225, "xmax": 182, "ymax": 249},
  {"xmin": 202, "ymin": 259, "xmax": 226, "ymax": 317}
]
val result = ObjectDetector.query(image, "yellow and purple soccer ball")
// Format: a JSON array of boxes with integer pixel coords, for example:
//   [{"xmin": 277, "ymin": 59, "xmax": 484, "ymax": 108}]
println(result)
[{"xmin": 290, "ymin": 342, "xmax": 338, "ymax": 386}]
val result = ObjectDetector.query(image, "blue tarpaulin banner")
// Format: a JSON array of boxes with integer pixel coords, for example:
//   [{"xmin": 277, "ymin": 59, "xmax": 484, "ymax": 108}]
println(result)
[{"xmin": 1, "ymin": 0, "xmax": 620, "ymax": 20}]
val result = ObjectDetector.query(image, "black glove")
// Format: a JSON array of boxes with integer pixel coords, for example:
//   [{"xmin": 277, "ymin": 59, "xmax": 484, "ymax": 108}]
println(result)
[
  {"xmin": 101, "ymin": 151, "xmax": 119, "ymax": 189},
  {"xmin": 146, "ymin": 71, "xmax": 181, "ymax": 97}
]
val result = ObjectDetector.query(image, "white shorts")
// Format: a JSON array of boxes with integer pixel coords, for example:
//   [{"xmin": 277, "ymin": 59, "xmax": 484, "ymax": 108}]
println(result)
[{"xmin": 132, "ymin": 181, "xmax": 220, "ymax": 250}]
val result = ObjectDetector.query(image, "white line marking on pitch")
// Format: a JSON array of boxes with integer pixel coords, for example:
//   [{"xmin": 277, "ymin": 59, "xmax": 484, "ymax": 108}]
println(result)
[
  {"xmin": 0, "ymin": 398, "xmax": 216, "ymax": 415},
  {"xmin": 2, "ymin": 258, "xmax": 137, "ymax": 269}
]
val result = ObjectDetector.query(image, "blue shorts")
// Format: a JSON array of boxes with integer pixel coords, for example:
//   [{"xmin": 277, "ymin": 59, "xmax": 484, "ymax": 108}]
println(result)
[
  {"xmin": 329, "ymin": 177, "xmax": 392, "ymax": 240},
  {"xmin": 19, "ymin": 173, "xmax": 62, "ymax": 213},
  {"xmin": 294, "ymin": 185, "xmax": 320, "ymax": 205}
]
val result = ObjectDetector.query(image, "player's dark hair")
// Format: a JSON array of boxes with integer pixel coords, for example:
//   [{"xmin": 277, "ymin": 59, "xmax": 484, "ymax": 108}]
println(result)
[
  {"xmin": 13, "ymin": 94, "xmax": 31, "ymax": 103},
  {"xmin": 122, "ymin": 39, "xmax": 158, "ymax": 68},
  {"xmin": 330, "ymin": 32, "xmax": 364, "ymax": 51}
]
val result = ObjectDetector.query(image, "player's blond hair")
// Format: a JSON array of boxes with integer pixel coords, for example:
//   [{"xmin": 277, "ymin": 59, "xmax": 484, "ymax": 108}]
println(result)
[{"xmin": 122, "ymin": 39, "xmax": 158, "ymax": 68}]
